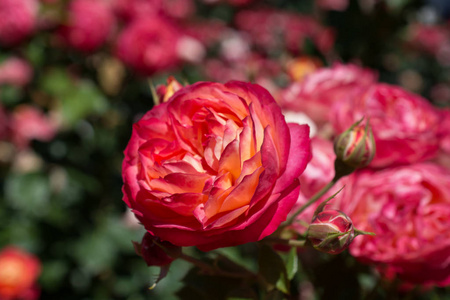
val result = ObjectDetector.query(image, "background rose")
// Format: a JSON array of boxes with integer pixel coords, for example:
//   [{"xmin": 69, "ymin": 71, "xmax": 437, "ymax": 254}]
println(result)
[
  {"xmin": 331, "ymin": 163, "xmax": 450, "ymax": 286},
  {"xmin": 0, "ymin": 57, "xmax": 33, "ymax": 87},
  {"xmin": 0, "ymin": 247, "xmax": 41, "ymax": 300},
  {"xmin": 122, "ymin": 81, "xmax": 311, "ymax": 251},
  {"xmin": 115, "ymin": 17, "xmax": 181, "ymax": 75},
  {"xmin": 331, "ymin": 83, "xmax": 442, "ymax": 168},
  {"xmin": 0, "ymin": 0, "xmax": 38, "ymax": 47},
  {"xmin": 59, "ymin": 0, "xmax": 114, "ymax": 52},
  {"xmin": 10, "ymin": 105, "xmax": 58, "ymax": 150},
  {"xmin": 279, "ymin": 64, "xmax": 377, "ymax": 126}
]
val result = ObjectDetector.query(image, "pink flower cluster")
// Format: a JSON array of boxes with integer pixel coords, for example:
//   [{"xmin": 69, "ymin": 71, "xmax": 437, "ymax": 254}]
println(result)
[{"xmin": 282, "ymin": 62, "xmax": 450, "ymax": 286}]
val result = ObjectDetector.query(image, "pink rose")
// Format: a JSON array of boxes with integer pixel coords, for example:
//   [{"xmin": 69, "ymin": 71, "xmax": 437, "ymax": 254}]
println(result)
[
  {"xmin": 280, "ymin": 64, "xmax": 377, "ymax": 126},
  {"xmin": 59, "ymin": 0, "xmax": 114, "ymax": 52},
  {"xmin": 408, "ymin": 23, "xmax": 449, "ymax": 56},
  {"xmin": 113, "ymin": 0, "xmax": 161, "ymax": 23},
  {"xmin": 234, "ymin": 9, "xmax": 334, "ymax": 55},
  {"xmin": 113, "ymin": 0, "xmax": 194, "ymax": 22},
  {"xmin": 0, "ymin": 246, "xmax": 41, "ymax": 300},
  {"xmin": 10, "ymin": 105, "xmax": 58, "ymax": 149},
  {"xmin": 122, "ymin": 81, "xmax": 311, "ymax": 251},
  {"xmin": 331, "ymin": 84, "xmax": 442, "ymax": 168},
  {"xmin": 331, "ymin": 163, "xmax": 450, "ymax": 286},
  {"xmin": 115, "ymin": 17, "xmax": 181, "ymax": 75},
  {"xmin": 0, "ymin": 57, "xmax": 33, "ymax": 87},
  {"xmin": 0, "ymin": 0, "xmax": 38, "ymax": 46}
]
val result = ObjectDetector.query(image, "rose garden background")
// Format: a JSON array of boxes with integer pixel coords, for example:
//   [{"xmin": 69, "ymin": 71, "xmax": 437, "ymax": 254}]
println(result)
[{"xmin": 1, "ymin": 0, "xmax": 450, "ymax": 299}]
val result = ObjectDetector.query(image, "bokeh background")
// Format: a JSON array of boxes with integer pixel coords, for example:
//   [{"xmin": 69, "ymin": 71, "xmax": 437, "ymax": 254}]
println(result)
[{"xmin": 1, "ymin": 0, "xmax": 450, "ymax": 299}]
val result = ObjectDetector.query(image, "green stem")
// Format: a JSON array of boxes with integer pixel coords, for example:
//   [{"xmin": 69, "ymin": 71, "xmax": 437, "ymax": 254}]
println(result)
[
  {"xmin": 263, "ymin": 237, "xmax": 306, "ymax": 247},
  {"xmin": 354, "ymin": 229, "xmax": 376, "ymax": 237},
  {"xmin": 283, "ymin": 176, "xmax": 339, "ymax": 227}
]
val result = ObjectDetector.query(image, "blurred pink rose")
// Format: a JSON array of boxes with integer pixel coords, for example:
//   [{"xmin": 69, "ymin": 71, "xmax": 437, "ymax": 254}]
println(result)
[
  {"xmin": 113, "ymin": 0, "xmax": 194, "ymax": 22},
  {"xmin": 0, "ymin": 57, "xmax": 33, "ymax": 87},
  {"xmin": 316, "ymin": 0, "xmax": 349, "ymax": 11},
  {"xmin": 332, "ymin": 163, "xmax": 450, "ymax": 286},
  {"xmin": 113, "ymin": 0, "xmax": 161, "ymax": 23},
  {"xmin": 234, "ymin": 9, "xmax": 334, "ymax": 55},
  {"xmin": 59, "ymin": 0, "xmax": 114, "ymax": 52},
  {"xmin": 116, "ymin": 17, "xmax": 181, "ymax": 75},
  {"xmin": 122, "ymin": 81, "xmax": 311, "ymax": 251},
  {"xmin": 438, "ymin": 109, "xmax": 450, "ymax": 154},
  {"xmin": 331, "ymin": 83, "xmax": 442, "ymax": 168},
  {"xmin": 0, "ymin": 246, "xmax": 41, "ymax": 300},
  {"xmin": 0, "ymin": 0, "xmax": 38, "ymax": 46},
  {"xmin": 10, "ymin": 105, "xmax": 58, "ymax": 149},
  {"xmin": 184, "ymin": 19, "xmax": 227, "ymax": 46},
  {"xmin": 292, "ymin": 137, "xmax": 335, "ymax": 233},
  {"xmin": 408, "ymin": 23, "xmax": 449, "ymax": 56},
  {"xmin": 280, "ymin": 64, "xmax": 377, "ymax": 126}
]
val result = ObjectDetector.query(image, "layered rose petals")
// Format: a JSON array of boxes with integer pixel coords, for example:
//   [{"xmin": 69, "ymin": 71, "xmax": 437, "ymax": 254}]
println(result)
[
  {"xmin": 331, "ymin": 163, "xmax": 450, "ymax": 286},
  {"xmin": 280, "ymin": 64, "xmax": 377, "ymax": 125},
  {"xmin": 122, "ymin": 81, "xmax": 311, "ymax": 251}
]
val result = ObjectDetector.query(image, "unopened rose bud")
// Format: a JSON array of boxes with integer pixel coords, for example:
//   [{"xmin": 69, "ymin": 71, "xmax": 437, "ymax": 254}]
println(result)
[
  {"xmin": 306, "ymin": 210, "xmax": 355, "ymax": 254},
  {"xmin": 334, "ymin": 118, "xmax": 375, "ymax": 171},
  {"xmin": 133, "ymin": 233, "xmax": 181, "ymax": 266},
  {"xmin": 156, "ymin": 76, "xmax": 184, "ymax": 104}
]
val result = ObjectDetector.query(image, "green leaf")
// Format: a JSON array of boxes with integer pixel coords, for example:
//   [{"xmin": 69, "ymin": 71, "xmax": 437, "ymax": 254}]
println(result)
[
  {"xmin": 258, "ymin": 244, "xmax": 289, "ymax": 294},
  {"xmin": 285, "ymin": 247, "xmax": 298, "ymax": 281}
]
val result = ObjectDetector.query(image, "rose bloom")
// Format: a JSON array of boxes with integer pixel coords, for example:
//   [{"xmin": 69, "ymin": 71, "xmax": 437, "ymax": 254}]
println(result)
[
  {"xmin": 10, "ymin": 105, "xmax": 58, "ymax": 149},
  {"xmin": 0, "ymin": 247, "xmax": 41, "ymax": 300},
  {"xmin": 331, "ymin": 163, "xmax": 450, "ymax": 286},
  {"xmin": 234, "ymin": 9, "xmax": 334, "ymax": 55},
  {"xmin": 407, "ymin": 23, "xmax": 449, "ymax": 56},
  {"xmin": 113, "ymin": 0, "xmax": 194, "ymax": 22},
  {"xmin": 122, "ymin": 81, "xmax": 311, "ymax": 251},
  {"xmin": 0, "ymin": 57, "xmax": 33, "ymax": 87},
  {"xmin": 116, "ymin": 17, "xmax": 181, "ymax": 75},
  {"xmin": 331, "ymin": 83, "xmax": 442, "ymax": 168},
  {"xmin": 0, "ymin": 0, "xmax": 38, "ymax": 47},
  {"xmin": 279, "ymin": 64, "xmax": 377, "ymax": 126},
  {"xmin": 59, "ymin": 0, "xmax": 114, "ymax": 52}
]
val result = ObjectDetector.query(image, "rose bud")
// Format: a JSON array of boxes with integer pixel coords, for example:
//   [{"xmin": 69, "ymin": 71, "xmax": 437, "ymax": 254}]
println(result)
[
  {"xmin": 334, "ymin": 118, "xmax": 375, "ymax": 172},
  {"xmin": 306, "ymin": 210, "xmax": 355, "ymax": 254},
  {"xmin": 133, "ymin": 232, "xmax": 181, "ymax": 267},
  {"xmin": 156, "ymin": 76, "xmax": 184, "ymax": 104}
]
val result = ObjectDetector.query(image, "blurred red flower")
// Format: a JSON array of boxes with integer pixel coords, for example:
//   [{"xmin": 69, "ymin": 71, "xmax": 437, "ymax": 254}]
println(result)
[{"xmin": 0, "ymin": 247, "xmax": 41, "ymax": 300}]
